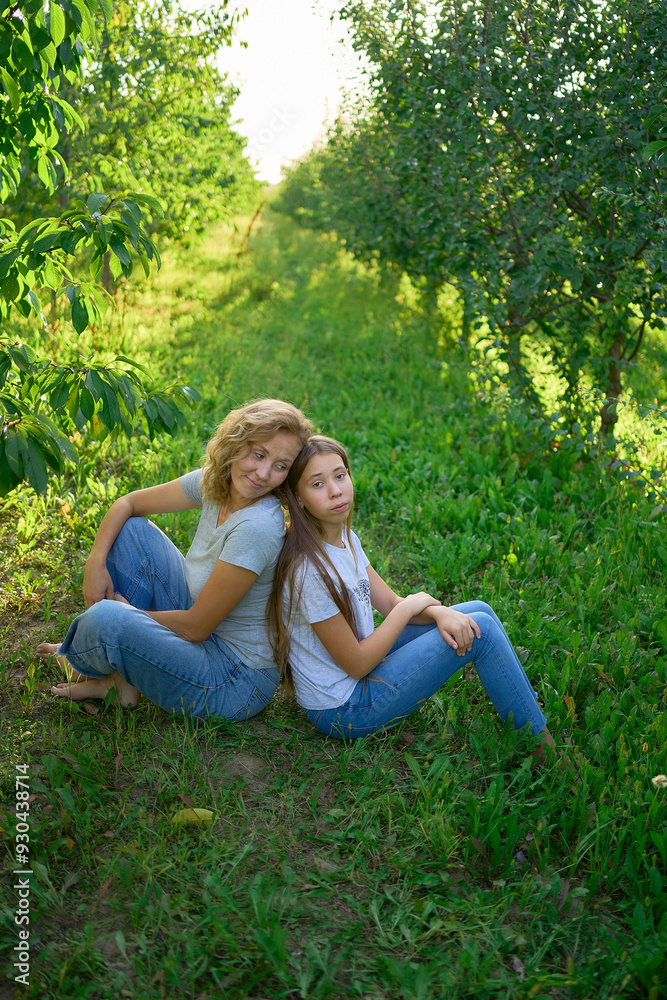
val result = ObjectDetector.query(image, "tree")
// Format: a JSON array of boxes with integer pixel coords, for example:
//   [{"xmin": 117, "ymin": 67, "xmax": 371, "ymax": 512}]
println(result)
[
  {"xmin": 1, "ymin": 1, "xmax": 256, "ymax": 494},
  {"xmin": 286, "ymin": 0, "xmax": 666, "ymax": 437},
  {"xmin": 8, "ymin": 1, "xmax": 258, "ymax": 264}
]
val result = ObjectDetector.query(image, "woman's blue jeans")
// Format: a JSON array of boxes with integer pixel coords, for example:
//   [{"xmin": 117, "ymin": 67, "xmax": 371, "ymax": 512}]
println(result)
[
  {"xmin": 57, "ymin": 518, "xmax": 279, "ymax": 720},
  {"xmin": 305, "ymin": 601, "xmax": 547, "ymax": 740}
]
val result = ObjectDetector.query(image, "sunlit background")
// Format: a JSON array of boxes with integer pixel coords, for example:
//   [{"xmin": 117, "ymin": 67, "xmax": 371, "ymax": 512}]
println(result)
[{"xmin": 220, "ymin": 0, "xmax": 363, "ymax": 183}]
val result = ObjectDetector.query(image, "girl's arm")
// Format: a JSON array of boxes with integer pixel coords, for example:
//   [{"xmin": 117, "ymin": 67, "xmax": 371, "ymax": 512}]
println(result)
[
  {"xmin": 146, "ymin": 560, "xmax": 257, "ymax": 643},
  {"xmin": 83, "ymin": 478, "xmax": 199, "ymax": 606},
  {"xmin": 312, "ymin": 590, "xmax": 440, "ymax": 680},
  {"xmin": 366, "ymin": 566, "xmax": 403, "ymax": 616},
  {"xmin": 367, "ymin": 566, "xmax": 480, "ymax": 655},
  {"xmin": 419, "ymin": 604, "xmax": 481, "ymax": 655}
]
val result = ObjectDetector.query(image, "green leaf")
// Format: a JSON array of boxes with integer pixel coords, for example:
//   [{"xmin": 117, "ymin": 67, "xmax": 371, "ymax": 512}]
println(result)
[
  {"xmin": 50, "ymin": 95, "xmax": 85, "ymax": 132},
  {"xmin": 49, "ymin": 377, "xmax": 73, "ymax": 409},
  {"xmin": 87, "ymin": 192, "xmax": 108, "ymax": 215},
  {"xmin": 116, "ymin": 355, "xmax": 151, "ymax": 376},
  {"xmin": 131, "ymin": 193, "xmax": 164, "ymax": 216},
  {"xmin": 36, "ymin": 155, "xmax": 54, "ymax": 191},
  {"xmin": 85, "ymin": 368, "xmax": 105, "ymax": 400},
  {"xmin": 20, "ymin": 433, "xmax": 49, "ymax": 495},
  {"xmin": 97, "ymin": 0, "xmax": 113, "ymax": 22},
  {"xmin": 120, "ymin": 210, "xmax": 140, "ymax": 246},
  {"xmin": 109, "ymin": 239, "xmax": 131, "ymax": 267},
  {"xmin": 122, "ymin": 200, "xmax": 143, "ymax": 225},
  {"xmin": 108, "ymin": 252, "xmax": 123, "ymax": 281},
  {"xmin": 645, "ymin": 105, "xmax": 665, "ymax": 130},
  {"xmin": 1, "ymin": 67, "xmax": 21, "ymax": 111},
  {"xmin": 137, "ymin": 253, "xmax": 151, "ymax": 278},
  {"xmin": 49, "ymin": 2, "xmax": 66, "ymax": 48},
  {"xmin": 71, "ymin": 296, "xmax": 89, "ymax": 333},
  {"xmin": 4, "ymin": 432, "xmax": 21, "ymax": 476},
  {"xmin": 42, "ymin": 40, "xmax": 58, "ymax": 69},
  {"xmin": 642, "ymin": 140, "xmax": 667, "ymax": 162},
  {"xmin": 79, "ymin": 385, "xmax": 94, "ymax": 420},
  {"xmin": 41, "ymin": 258, "xmax": 62, "ymax": 289}
]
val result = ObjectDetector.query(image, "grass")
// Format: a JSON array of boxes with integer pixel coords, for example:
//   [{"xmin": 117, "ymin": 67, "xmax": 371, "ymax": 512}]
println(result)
[{"xmin": 0, "ymin": 203, "xmax": 666, "ymax": 999}]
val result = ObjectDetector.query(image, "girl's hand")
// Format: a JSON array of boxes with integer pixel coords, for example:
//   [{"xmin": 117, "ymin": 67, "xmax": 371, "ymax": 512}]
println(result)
[
  {"xmin": 82, "ymin": 560, "xmax": 116, "ymax": 607},
  {"xmin": 430, "ymin": 607, "xmax": 481, "ymax": 655},
  {"xmin": 402, "ymin": 592, "xmax": 442, "ymax": 618}
]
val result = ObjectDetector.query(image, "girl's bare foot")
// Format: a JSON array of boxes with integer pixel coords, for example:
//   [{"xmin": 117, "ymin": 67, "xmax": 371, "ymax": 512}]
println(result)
[
  {"xmin": 37, "ymin": 643, "xmax": 86, "ymax": 684},
  {"xmin": 51, "ymin": 671, "xmax": 141, "ymax": 709},
  {"xmin": 531, "ymin": 727, "xmax": 579, "ymax": 783}
]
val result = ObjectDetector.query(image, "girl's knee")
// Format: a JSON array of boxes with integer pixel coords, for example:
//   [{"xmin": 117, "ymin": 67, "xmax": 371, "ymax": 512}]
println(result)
[
  {"xmin": 466, "ymin": 600, "xmax": 495, "ymax": 617},
  {"xmin": 470, "ymin": 611, "xmax": 502, "ymax": 642}
]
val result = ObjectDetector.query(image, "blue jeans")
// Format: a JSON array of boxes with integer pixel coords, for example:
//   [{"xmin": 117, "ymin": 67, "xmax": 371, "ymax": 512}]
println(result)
[
  {"xmin": 58, "ymin": 518, "xmax": 279, "ymax": 720},
  {"xmin": 305, "ymin": 601, "xmax": 547, "ymax": 740}
]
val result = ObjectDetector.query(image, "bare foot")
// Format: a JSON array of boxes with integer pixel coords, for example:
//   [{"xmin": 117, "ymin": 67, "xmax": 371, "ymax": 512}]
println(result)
[
  {"xmin": 37, "ymin": 643, "xmax": 86, "ymax": 684},
  {"xmin": 531, "ymin": 727, "xmax": 579, "ymax": 782},
  {"xmin": 51, "ymin": 671, "xmax": 141, "ymax": 709}
]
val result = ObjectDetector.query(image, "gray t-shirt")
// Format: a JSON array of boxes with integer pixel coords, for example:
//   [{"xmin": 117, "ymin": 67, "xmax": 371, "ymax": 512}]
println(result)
[
  {"xmin": 180, "ymin": 469, "xmax": 285, "ymax": 671},
  {"xmin": 287, "ymin": 531, "xmax": 374, "ymax": 710}
]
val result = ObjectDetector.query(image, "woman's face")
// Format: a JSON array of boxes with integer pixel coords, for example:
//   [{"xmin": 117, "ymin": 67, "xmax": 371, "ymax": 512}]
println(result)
[{"xmin": 229, "ymin": 430, "xmax": 302, "ymax": 506}]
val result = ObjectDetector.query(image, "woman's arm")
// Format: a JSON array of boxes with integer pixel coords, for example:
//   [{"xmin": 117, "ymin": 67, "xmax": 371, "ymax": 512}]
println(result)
[
  {"xmin": 312, "ymin": 590, "xmax": 440, "ymax": 680},
  {"xmin": 83, "ymin": 478, "xmax": 199, "ymax": 607},
  {"xmin": 147, "ymin": 560, "xmax": 257, "ymax": 643}
]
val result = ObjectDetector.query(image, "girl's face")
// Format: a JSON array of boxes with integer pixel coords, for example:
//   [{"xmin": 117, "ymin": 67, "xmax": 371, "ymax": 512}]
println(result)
[
  {"xmin": 230, "ymin": 430, "xmax": 302, "ymax": 506},
  {"xmin": 296, "ymin": 451, "xmax": 354, "ymax": 536}
]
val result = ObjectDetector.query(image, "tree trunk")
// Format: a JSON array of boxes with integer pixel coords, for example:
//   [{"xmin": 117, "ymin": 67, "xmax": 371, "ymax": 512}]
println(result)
[
  {"xmin": 599, "ymin": 329, "xmax": 625, "ymax": 439},
  {"xmin": 460, "ymin": 289, "xmax": 472, "ymax": 346},
  {"xmin": 504, "ymin": 324, "xmax": 542, "ymax": 410}
]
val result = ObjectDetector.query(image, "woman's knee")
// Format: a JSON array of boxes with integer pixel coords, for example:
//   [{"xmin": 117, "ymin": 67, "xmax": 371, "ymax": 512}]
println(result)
[
  {"xmin": 74, "ymin": 599, "xmax": 136, "ymax": 643},
  {"xmin": 113, "ymin": 517, "xmax": 153, "ymax": 550}
]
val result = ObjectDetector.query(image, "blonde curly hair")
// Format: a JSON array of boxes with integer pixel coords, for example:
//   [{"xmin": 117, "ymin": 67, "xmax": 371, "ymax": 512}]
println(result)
[{"xmin": 200, "ymin": 399, "xmax": 312, "ymax": 505}]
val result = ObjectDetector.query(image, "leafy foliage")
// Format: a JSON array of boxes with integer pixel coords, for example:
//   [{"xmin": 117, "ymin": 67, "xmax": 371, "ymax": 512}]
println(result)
[
  {"xmin": 0, "ymin": 0, "xmax": 262, "ymax": 493},
  {"xmin": 280, "ymin": 0, "xmax": 667, "ymax": 438},
  {"xmin": 7, "ymin": 1, "xmax": 259, "ymax": 252}
]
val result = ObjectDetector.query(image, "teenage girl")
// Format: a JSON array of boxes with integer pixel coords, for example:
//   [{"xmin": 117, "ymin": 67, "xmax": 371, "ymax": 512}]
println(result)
[
  {"xmin": 268, "ymin": 435, "xmax": 560, "ymax": 761},
  {"xmin": 38, "ymin": 398, "xmax": 311, "ymax": 720}
]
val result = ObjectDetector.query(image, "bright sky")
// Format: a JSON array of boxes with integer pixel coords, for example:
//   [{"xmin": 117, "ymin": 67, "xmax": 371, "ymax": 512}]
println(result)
[{"xmin": 219, "ymin": 0, "xmax": 364, "ymax": 184}]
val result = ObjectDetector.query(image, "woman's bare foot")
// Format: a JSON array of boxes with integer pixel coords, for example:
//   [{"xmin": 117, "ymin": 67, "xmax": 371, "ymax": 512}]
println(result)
[
  {"xmin": 51, "ymin": 671, "xmax": 141, "ymax": 709},
  {"xmin": 36, "ymin": 643, "xmax": 86, "ymax": 684}
]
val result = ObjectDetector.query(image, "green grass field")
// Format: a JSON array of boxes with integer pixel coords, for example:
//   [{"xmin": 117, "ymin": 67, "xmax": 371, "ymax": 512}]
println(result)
[{"xmin": 1, "ymin": 205, "xmax": 666, "ymax": 999}]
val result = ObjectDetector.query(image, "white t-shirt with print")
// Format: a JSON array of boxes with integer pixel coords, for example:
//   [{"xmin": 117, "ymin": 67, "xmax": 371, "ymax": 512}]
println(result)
[{"xmin": 288, "ymin": 530, "xmax": 374, "ymax": 710}]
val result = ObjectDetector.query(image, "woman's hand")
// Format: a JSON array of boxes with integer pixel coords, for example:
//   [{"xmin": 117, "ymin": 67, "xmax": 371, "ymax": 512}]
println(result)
[
  {"xmin": 82, "ymin": 559, "xmax": 116, "ymax": 607},
  {"xmin": 82, "ymin": 479, "xmax": 198, "ymax": 607},
  {"xmin": 429, "ymin": 607, "xmax": 481, "ymax": 655}
]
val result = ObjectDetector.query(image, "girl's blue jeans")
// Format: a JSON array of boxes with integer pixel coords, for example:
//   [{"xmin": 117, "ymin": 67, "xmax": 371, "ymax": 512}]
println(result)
[
  {"xmin": 305, "ymin": 602, "xmax": 547, "ymax": 740},
  {"xmin": 57, "ymin": 518, "xmax": 279, "ymax": 720}
]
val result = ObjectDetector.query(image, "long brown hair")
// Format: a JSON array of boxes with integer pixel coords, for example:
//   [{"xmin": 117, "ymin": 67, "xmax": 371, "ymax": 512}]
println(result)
[
  {"xmin": 200, "ymin": 398, "xmax": 312, "ymax": 505},
  {"xmin": 267, "ymin": 436, "xmax": 358, "ymax": 692}
]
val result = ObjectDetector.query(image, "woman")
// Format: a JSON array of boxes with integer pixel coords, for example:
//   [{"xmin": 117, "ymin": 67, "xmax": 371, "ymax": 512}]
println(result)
[
  {"xmin": 268, "ymin": 435, "xmax": 563, "ymax": 765},
  {"xmin": 39, "ymin": 398, "xmax": 311, "ymax": 720}
]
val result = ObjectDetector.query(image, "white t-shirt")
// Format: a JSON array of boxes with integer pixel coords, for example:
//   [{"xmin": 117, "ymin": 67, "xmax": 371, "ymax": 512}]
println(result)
[
  {"xmin": 180, "ymin": 469, "xmax": 284, "ymax": 671},
  {"xmin": 287, "ymin": 530, "xmax": 374, "ymax": 710}
]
